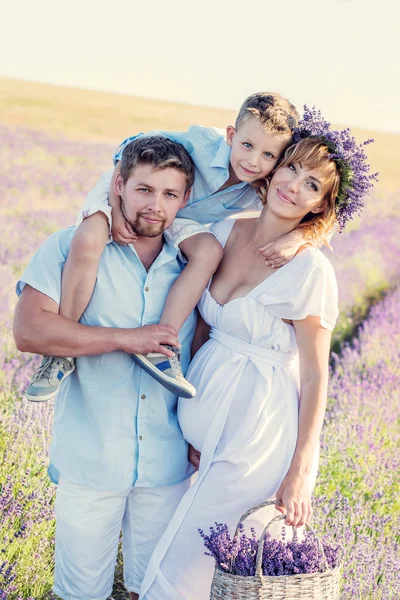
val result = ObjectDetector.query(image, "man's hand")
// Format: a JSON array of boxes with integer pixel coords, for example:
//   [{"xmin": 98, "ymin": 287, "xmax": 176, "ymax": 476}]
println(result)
[
  {"xmin": 112, "ymin": 212, "xmax": 138, "ymax": 245},
  {"xmin": 259, "ymin": 230, "xmax": 304, "ymax": 268},
  {"xmin": 188, "ymin": 444, "xmax": 201, "ymax": 470},
  {"xmin": 121, "ymin": 325, "xmax": 180, "ymax": 357}
]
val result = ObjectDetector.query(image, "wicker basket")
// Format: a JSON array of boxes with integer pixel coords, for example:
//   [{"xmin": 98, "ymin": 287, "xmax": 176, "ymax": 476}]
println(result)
[{"xmin": 210, "ymin": 500, "xmax": 341, "ymax": 600}]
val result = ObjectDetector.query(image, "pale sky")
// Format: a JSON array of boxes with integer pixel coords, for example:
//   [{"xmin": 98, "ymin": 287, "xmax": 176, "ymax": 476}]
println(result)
[{"xmin": 1, "ymin": 0, "xmax": 399, "ymax": 133}]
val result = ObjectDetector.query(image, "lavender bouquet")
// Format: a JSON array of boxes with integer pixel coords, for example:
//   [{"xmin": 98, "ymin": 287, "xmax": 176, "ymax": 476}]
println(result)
[{"xmin": 198, "ymin": 522, "xmax": 342, "ymax": 577}]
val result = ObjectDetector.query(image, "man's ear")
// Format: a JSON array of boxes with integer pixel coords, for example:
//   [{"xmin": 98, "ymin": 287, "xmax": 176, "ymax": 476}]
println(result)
[
  {"xmin": 226, "ymin": 125, "xmax": 236, "ymax": 147},
  {"xmin": 114, "ymin": 172, "xmax": 125, "ymax": 196},
  {"xmin": 180, "ymin": 188, "xmax": 191, "ymax": 209}
]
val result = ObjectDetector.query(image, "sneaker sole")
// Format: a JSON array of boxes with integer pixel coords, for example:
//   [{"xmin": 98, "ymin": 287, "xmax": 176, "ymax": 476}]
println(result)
[
  {"xmin": 132, "ymin": 355, "xmax": 196, "ymax": 398},
  {"xmin": 25, "ymin": 389, "xmax": 59, "ymax": 402},
  {"xmin": 25, "ymin": 366, "xmax": 76, "ymax": 403}
]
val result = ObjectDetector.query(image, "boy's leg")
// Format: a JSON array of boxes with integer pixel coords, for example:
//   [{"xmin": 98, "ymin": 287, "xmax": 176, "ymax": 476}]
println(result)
[
  {"xmin": 132, "ymin": 227, "xmax": 223, "ymax": 398},
  {"xmin": 160, "ymin": 233, "xmax": 223, "ymax": 331},
  {"xmin": 123, "ymin": 478, "xmax": 190, "ymax": 598},
  {"xmin": 53, "ymin": 476, "xmax": 129, "ymax": 600},
  {"xmin": 26, "ymin": 213, "xmax": 109, "ymax": 402},
  {"xmin": 59, "ymin": 212, "xmax": 110, "ymax": 320}
]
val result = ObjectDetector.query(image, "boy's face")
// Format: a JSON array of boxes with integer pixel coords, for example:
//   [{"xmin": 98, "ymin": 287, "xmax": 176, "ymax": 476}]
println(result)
[
  {"xmin": 115, "ymin": 164, "xmax": 190, "ymax": 238},
  {"xmin": 226, "ymin": 117, "xmax": 290, "ymax": 183}
]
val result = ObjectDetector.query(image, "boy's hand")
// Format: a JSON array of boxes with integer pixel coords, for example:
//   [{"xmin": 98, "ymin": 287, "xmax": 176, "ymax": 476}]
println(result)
[
  {"xmin": 260, "ymin": 230, "xmax": 304, "ymax": 268},
  {"xmin": 188, "ymin": 444, "xmax": 201, "ymax": 470},
  {"xmin": 112, "ymin": 213, "xmax": 138, "ymax": 245}
]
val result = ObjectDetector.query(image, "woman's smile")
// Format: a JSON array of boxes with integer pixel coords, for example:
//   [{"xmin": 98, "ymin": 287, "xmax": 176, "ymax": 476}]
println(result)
[{"xmin": 277, "ymin": 189, "xmax": 296, "ymax": 205}]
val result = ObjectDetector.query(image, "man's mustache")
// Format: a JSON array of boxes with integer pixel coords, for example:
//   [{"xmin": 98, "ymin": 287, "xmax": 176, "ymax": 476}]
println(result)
[{"xmin": 137, "ymin": 211, "xmax": 167, "ymax": 223}]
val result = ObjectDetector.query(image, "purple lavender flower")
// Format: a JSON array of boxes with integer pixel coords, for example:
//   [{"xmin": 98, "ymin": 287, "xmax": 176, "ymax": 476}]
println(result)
[
  {"xmin": 199, "ymin": 524, "xmax": 342, "ymax": 577},
  {"xmin": 293, "ymin": 105, "xmax": 379, "ymax": 231}
]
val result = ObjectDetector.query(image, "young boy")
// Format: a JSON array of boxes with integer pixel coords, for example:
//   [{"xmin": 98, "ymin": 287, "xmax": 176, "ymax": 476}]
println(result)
[{"xmin": 26, "ymin": 92, "xmax": 306, "ymax": 402}]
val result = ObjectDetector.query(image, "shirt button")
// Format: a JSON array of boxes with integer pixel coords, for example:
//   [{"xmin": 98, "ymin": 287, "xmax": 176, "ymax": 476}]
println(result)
[
  {"xmin": 141, "ymin": 394, "xmax": 146, "ymax": 400},
  {"xmin": 145, "ymin": 286, "xmax": 149, "ymax": 292},
  {"xmin": 139, "ymin": 436, "xmax": 143, "ymax": 441}
]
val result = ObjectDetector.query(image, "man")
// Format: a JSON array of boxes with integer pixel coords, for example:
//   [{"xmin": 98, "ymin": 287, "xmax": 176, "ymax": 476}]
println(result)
[{"xmin": 13, "ymin": 136, "xmax": 197, "ymax": 600}]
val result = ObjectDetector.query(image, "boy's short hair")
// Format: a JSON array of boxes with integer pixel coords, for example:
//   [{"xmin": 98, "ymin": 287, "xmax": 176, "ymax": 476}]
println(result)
[
  {"xmin": 120, "ymin": 136, "xmax": 195, "ymax": 191},
  {"xmin": 235, "ymin": 92, "xmax": 299, "ymax": 137}
]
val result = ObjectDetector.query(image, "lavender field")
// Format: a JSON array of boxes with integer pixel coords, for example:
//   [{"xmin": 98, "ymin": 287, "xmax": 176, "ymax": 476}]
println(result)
[{"xmin": 1, "ymin": 123, "xmax": 400, "ymax": 599}]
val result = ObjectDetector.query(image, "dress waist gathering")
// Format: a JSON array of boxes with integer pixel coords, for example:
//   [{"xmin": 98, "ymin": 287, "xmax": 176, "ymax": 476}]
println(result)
[{"xmin": 209, "ymin": 328, "xmax": 296, "ymax": 370}]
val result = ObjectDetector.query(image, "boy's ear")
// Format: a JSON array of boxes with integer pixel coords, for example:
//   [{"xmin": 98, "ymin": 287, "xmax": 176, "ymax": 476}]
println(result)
[
  {"xmin": 114, "ymin": 172, "xmax": 124, "ymax": 195},
  {"xmin": 226, "ymin": 125, "xmax": 236, "ymax": 147}
]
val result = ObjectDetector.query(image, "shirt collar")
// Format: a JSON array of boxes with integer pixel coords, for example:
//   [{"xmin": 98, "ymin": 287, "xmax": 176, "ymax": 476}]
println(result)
[
  {"xmin": 209, "ymin": 138, "xmax": 231, "ymax": 171},
  {"xmin": 127, "ymin": 235, "xmax": 181, "ymax": 271}
]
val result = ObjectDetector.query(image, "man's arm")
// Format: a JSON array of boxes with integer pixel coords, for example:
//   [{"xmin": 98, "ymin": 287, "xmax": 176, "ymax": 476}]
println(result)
[{"xmin": 13, "ymin": 285, "xmax": 179, "ymax": 358}]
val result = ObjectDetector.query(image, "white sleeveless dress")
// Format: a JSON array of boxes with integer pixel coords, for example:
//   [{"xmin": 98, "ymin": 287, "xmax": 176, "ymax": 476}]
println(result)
[{"xmin": 140, "ymin": 219, "xmax": 339, "ymax": 600}]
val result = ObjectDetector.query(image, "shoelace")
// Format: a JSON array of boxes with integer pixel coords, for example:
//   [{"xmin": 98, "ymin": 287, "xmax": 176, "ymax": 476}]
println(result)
[
  {"xmin": 32, "ymin": 357, "xmax": 61, "ymax": 384},
  {"xmin": 165, "ymin": 347, "xmax": 183, "ymax": 376}
]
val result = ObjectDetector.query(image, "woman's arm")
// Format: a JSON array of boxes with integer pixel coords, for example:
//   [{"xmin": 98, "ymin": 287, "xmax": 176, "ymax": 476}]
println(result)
[
  {"xmin": 275, "ymin": 315, "xmax": 331, "ymax": 527},
  {"xmin": 190, "ymin": 312, "xmax": 210, "ymax": 358}
]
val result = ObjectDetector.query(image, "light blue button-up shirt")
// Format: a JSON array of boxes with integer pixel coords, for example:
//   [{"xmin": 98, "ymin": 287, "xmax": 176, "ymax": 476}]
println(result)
[
  {"xmin": 16, "ymin": 228, "xmax": 196, "ymax": 490},
  {"xmin": 114, "ymin": 126, "xmax": 261, "ymax": 224}
]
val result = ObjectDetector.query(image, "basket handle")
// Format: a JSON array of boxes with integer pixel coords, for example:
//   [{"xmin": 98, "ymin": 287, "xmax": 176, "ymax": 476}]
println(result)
[
  {"xmin": 255, "ymin": 516, "xmax": 329, "ymax": 577},
  {"xmin": 233, "ymin": 499, "xmax": 283, "ymax": 540},
  {"xmin": 232, "ymin": 500, "xmax": 329, "ymax": 577}
]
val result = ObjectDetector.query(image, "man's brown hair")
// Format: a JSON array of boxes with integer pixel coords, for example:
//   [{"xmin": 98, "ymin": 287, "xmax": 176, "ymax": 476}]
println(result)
[{"xmin": 120, "ymin": 136, "xmax": 195, "ymax": 191}]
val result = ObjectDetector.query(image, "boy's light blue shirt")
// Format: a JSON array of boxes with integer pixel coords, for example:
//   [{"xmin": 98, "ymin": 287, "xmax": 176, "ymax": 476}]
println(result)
[
  {"xmin": 114, "ymin": 126, "xmax": 261, "ymax": 224},
  {"xmin": 16, "ymin": 228, "xmax": 196, "ymax": 490}
]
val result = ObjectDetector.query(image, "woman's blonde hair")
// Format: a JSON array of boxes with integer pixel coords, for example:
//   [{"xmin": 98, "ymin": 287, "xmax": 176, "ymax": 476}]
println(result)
[{"xmin": 254, "ymin": 138, "xmax": 341, "ymax": 246}]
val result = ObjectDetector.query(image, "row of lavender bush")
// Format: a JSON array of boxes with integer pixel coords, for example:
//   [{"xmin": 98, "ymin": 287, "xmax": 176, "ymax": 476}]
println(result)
[{"xmin": 1, "ymin": 124, "xmax": 399, "ymax": 598}]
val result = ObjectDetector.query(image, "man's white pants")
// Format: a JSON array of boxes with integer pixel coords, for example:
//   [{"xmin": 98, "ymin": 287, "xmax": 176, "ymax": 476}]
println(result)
[{"xmin": 53, "ymin": 476, "xmax": 190, "ymax": 600}]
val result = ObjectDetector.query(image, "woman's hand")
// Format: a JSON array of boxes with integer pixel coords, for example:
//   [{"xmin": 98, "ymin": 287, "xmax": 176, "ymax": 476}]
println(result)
[
  {"xmin": 260, "ymin": 229, "xmax": 304, "ymax": 268},
  {"xmin": 111, "ymin": 211, "xmax": 138, "ymax": 245},
  {"xmin": 275, "ymin": 472, "xmax": 312, "ymax": 527}
]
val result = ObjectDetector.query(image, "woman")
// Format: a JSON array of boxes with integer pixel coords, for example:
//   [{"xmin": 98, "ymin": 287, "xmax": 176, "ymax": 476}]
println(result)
[{"xmin": 139, "ymin": 108, "xmax": 375, "ymax": 600}]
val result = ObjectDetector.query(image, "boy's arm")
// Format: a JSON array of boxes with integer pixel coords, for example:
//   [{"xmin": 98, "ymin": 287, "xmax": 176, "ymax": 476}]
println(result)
[
  {"xmin": 13, "ymin": 285, "xmax": 179, "ymax": 358},
  {"xmin": 77, "ymin": 164, "xmax": 136, "ymax": 245},
  {"xmin": 260, "ymin": 226, "xmax": 335, "ymax": 268},
  {"xmin": 78, "ymin": 169, "xmax": 113, "ymax": 229}
]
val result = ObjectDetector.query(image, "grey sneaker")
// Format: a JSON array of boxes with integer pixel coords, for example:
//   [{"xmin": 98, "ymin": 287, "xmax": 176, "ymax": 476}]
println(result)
[
  {"xmin": 132, "ymin": 346, "xmax": 196, "ymax": 398},
  {"xmin": 25, "ymin": 356, "xmax": 75, "ymax": 402}
]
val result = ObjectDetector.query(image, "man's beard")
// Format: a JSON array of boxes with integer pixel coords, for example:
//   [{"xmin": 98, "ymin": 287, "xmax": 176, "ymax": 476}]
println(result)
[{"xmin": 121, "ymin": 201, "xmax": 167, "ymax": 238}]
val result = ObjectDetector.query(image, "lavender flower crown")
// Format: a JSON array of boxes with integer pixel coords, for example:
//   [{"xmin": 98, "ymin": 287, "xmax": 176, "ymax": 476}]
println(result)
[{"xmin": 292, "ymin": 105, "xmax": 379, "ymax": 231}]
